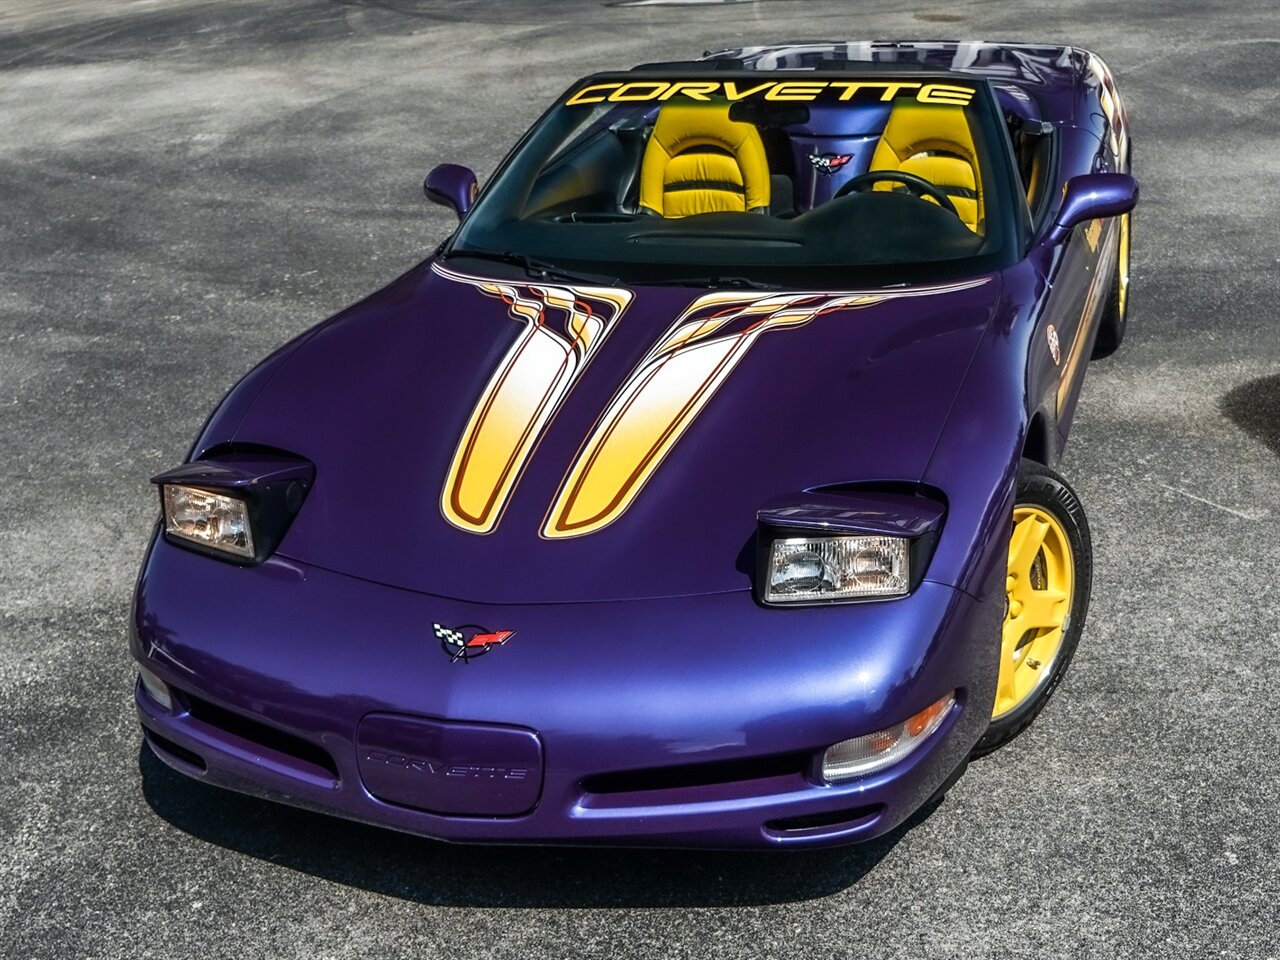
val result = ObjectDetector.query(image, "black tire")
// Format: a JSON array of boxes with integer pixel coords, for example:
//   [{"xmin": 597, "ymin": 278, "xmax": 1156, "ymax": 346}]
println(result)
[
  {"xmin": 974, "ymin": 460, "xmax": 1092, "ymax": 756},
  {"xmin": 1091, "ymin": 212, "xmax": 1130, "ymax": 359}
]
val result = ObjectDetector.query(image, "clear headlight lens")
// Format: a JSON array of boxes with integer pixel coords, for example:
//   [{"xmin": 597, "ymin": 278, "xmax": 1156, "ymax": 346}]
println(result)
[
  {"xmin": 822, "ymin": 692, "xmax": 956, "ymax": 782},
  {"xmin": 765, "ymin": 535, "xmax": 909, "ymax": 603},
  {"xmin": 161, "ymin": 484, "xmax": 254, "ymax": 559}
]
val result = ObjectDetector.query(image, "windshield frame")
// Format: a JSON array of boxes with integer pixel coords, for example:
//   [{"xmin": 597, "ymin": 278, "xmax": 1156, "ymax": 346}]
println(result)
[{"xmin": 444, "ymin": 70, "xmax": 1030, "ymax": 288}]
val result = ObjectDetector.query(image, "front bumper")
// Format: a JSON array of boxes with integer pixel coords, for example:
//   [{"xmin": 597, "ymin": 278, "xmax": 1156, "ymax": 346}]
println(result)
[{"xmin": 132, "ymin": 536, "xmax": 1000, "ymax": 849}]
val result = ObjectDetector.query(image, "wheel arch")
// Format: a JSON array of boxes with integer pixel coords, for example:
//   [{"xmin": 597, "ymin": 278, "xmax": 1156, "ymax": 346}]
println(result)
[{"xmin": 1022, "ymin": 410, "xmax": 1055, "ymax": 466}]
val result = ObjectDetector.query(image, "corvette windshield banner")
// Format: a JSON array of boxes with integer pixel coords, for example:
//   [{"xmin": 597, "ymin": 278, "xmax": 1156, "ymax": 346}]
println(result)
[{"xmin": 565, "ymin": 80, "xmax": 976, "ymax": 106}]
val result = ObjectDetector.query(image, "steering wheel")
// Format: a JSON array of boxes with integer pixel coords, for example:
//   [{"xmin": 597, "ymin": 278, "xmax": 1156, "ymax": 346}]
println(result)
[{"xmin": 832, "ymin": 170, "xmax": 959, "ymax": 217}]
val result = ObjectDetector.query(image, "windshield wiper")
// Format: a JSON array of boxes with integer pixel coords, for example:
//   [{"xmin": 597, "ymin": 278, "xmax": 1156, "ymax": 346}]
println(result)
[
  {"xmin": 441, "ymin": 252, "xmax": 784, "ymax": 292},
  {"xmin": 647, "ymin": 275, "xmax": 783, "ymax": 291},
  {"xmin": 442, "ymin": 250, "xmax": 620, "ymax": 286}
]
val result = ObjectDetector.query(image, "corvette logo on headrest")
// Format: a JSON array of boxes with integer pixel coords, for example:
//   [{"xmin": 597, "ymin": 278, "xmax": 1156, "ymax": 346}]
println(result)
[{"xmin": 809, "ymin": 152, "xmax": 853, "ymax": 176}]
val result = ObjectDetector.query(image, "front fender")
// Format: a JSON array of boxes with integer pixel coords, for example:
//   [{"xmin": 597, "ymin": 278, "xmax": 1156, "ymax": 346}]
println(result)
[{"xmin": 921, "ymin": 262, "xmax": 1045, "ymax": 602}]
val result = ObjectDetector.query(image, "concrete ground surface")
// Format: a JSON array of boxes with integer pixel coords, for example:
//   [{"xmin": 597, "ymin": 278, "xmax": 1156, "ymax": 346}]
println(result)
[{"xmin": 2, "ymin": 0, "xmax": 1278, "ymax": 957}]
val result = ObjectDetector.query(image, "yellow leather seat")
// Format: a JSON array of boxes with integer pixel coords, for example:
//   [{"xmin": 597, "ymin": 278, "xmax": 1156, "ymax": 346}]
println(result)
[
  {"xmin": 870, "ymin": 102, "xmax": 983, "ymax": 233},
  {"xmin": 638, "ymin": 103, "xmax": 770, "ymax": 218}
]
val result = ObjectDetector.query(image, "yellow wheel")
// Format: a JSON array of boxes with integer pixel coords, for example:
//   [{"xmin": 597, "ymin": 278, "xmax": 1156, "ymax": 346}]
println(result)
[
  {"xmin": 978, "ymin": 460, "xmax": 1092, "ymax": 754},
  {"xmin": 1117, "ymin": 209, "xmax": 1131, "ymax": 319},
  {"xmin": 1092, "ymin": 210, "xmax": 1131, "ymax": 359},
  {"xmin": 994, "ymin": 506, "xmax": 1073, "ymax": 718}
]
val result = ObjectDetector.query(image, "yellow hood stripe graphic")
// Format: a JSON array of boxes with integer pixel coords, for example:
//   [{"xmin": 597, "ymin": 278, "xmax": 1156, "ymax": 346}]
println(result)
[
  {"xmin": 542, "ymin": 277, "xmax": 991, "ymax": 540},
  {"xmin": 434, "ymin": 262, "xmax": 633, "ymax": 534}
]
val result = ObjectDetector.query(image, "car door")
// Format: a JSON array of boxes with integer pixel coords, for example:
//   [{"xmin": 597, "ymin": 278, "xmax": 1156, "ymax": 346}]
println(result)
[{"xmin": 1027, "ymin": 124, "xmax": 1118, "ymax": 443}]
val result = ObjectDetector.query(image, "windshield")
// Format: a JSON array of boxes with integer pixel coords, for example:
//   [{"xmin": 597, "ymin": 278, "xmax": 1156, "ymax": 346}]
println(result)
[{"xmin": 449, "ymin": 72, "xmax": 1023, "ymax": 287}]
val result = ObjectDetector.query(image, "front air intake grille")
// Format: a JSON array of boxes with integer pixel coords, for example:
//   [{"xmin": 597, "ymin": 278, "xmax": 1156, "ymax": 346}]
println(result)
[
  {"xmin": 581, "ymin": 751, "xmax": 810, "ymax": 795},
  {"xmin": 183, "ymin": 693, "xmax": 340, "ymax": 783},
  {"xmin": 764, "ymin": 804, "xmax": 882, "ymax": 833},
  {"xmin": 144, "ymin": 729, "xmax": 207, "ymax": 772}
]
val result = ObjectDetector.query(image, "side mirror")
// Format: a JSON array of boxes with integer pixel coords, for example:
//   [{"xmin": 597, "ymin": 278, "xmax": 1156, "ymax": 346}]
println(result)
[
  {"xmin": 423, "ymin": 163, "xmax": 478, "ymax": 219},
  {"xmin": 1045, "ymin": 173, "xmax": 1138, "ymax": 245}
]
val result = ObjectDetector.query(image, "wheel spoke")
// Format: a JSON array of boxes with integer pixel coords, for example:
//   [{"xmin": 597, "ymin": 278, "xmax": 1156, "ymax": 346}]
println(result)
[
  {"xmin": 1000, "ymin": 616, "xmax": 1025, "ymax": 659},
  {"xmin": 1018, "ymin": 588, "xmax": 1068, "ymax": 631},
  {"xmin": 996, "ymin": 616, "xmax": 1028, "ymax": 715},
  {"xmin": 1025, "ymin": 626, "xmax": 1064, "ymax": 669},
  {"xmin": 1008, "ymin": 515, "xmax": 1049, "ymax": 580},
  {"xmin": 995, "ymin": 642, "xmax": 1021, "ymax": 713}
]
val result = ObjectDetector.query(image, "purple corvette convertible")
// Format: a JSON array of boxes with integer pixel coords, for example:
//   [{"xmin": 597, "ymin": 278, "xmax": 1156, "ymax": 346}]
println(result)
[{"xmin": 132, "ymin": 41, "xmax": 1137, "ymax": 849}]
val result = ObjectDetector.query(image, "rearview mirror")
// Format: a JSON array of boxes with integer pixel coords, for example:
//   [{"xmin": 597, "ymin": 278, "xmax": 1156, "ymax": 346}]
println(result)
[
  {"xmin": 424, "ymin": 163, "xmax": 478, "ymax": 219},
  {"xmin": 1045, "ymin": 173, "xmax": 1138, "ymax": 245},
  {"xmin": 727, "ymin": 100, "xmax": 810, "ymax": 128}
]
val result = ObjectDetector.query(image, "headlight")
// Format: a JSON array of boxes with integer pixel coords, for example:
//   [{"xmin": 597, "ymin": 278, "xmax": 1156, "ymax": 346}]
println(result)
[
  {"xmin": 161, "ymin": 484, "xmax": 254, "ymax": 559},
  {"xmin": 755, "ymin": 487, "xmax": 946, "ymax": 605},
  {"xmin": 765, "ymin": 535, "xmax": 909, "ymax": 603},
  {"xmin": 822, "ymin": 691, "xmax": 956, "ymax": 782},
  {"xmin": 152, "ymin": 447, "xmax": 314, "ymax": 565}
]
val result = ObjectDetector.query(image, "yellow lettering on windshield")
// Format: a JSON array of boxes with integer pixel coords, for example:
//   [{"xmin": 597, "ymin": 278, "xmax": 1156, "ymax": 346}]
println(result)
[
  {"xmin": 563, "ymin": 79, "xmax": 976, "ymax": 107},
  {"xmin": 608, "ymin": 81, "xmax": 671, "ymax": 101},
  {"xmin": 828, "ymin": 81, "xmax": 921, "ymax": 101},
  {"xmin": 565, "ymin": 83, "xmax": 621, "ymax": 105},
  {"xmin": 659, "ymin": 82, "xmax": 720, "ymax": 101},
  {"xmin": 721, "ymin": 81, "xmax": 775, "ymax": 101},
  {"xmin": 918, "ymin": 83, "xmax": 976, "ymax": 105},
  {"xmin": 764, "ymin": 82, "xmax": 827, "ymax": 101}
]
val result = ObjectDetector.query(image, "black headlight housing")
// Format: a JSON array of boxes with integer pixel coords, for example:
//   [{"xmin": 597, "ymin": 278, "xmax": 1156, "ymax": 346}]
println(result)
[
  {"xmin": 152, "ymin": 445, "xmax": 314, "ymax": 565},
  {"xmin": 754, "ymin": 485, "xmax": 946, "ymax": 607}
]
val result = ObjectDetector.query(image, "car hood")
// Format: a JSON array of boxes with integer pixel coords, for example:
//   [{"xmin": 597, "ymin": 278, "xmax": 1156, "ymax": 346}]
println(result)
[{"xmin": 227, "ymin": 259, "xmax": 1001, "ymax": 603}]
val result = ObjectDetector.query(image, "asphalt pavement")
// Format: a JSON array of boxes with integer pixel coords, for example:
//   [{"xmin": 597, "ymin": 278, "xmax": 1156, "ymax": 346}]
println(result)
[{"xmin": 2, "ymin": 1, "xmax": 1278, "ymax": 958}]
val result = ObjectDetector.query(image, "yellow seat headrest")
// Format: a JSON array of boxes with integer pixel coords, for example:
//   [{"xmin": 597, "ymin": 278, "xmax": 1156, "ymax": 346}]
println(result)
[
  {"xmin": 870, "ymin": 102, "xmax": 984, "ymax": 233},
  {"xmin": 639, "ymin": 103, "xmax": 771, "ymax": 218}
]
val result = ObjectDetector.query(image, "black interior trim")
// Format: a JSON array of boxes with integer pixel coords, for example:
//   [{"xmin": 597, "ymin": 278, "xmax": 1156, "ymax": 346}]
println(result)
[{"xmin": 666, "ymin": 179, "xmax": 745, "ymax": 194}]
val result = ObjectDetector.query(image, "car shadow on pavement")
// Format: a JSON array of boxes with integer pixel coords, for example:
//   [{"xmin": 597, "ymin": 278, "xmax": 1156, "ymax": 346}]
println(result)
[
  {"xmin": 138, "ymin": 744, "xmax": 941, "ymax": 907},
  {"xmin": 1220, "ymin": 373, "xmax": 1280, "ymax": 458}
]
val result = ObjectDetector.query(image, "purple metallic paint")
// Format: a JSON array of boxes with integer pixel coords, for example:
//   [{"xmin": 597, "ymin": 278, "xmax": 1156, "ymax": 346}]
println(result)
[
  {"xmin": 786, "ymin": 103, "xmax": 892, "ymax": 210},
  {"xmin": 133, "ymin": 532, "xmax": 998, "ymax": 848},
  {"xmin": 423, "ymin": 163, "xmax": 478, "ymax": 219},
  {"xmin": 356, "ymin": 714, "xmax": 543, "ymax": 816},
  {"xmin": 1048, "ymin": 174, "xmax": 1140, "ymax": 245},
  {"xmin": 756, "ymin": 490, "xmax": 945, "ymax": 538},
  {"xmin": 133, "ymin": 41, "xmax": 1136, "ymax": 849},
  {"xmin": 212, "ymin": 269, "xmax": 999, "ymax": 604}
]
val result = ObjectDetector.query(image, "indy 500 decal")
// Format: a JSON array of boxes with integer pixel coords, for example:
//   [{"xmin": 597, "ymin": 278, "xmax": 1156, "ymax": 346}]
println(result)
[{"xmin": 436, "ymin": 266, "xmax": 989, "ymax": 538}]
